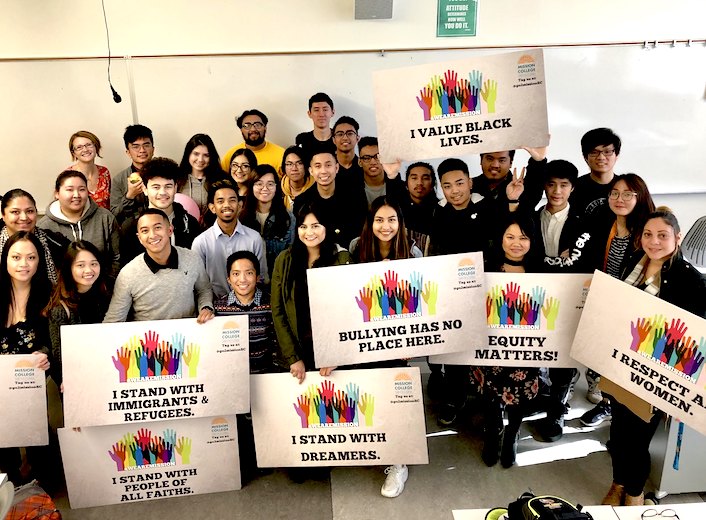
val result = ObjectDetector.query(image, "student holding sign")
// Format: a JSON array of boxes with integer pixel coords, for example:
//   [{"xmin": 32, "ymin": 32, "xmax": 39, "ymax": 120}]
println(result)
[
  {"xmin": 602, "ymin": 208, "xmax": 706, "ymax": 506},
  {"xmin": 0, "ymin": 231, "xmax": 54, "ymax": 490}
]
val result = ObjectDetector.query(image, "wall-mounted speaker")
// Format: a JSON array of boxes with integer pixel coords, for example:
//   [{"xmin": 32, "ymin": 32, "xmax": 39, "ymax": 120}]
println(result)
[{"xmin": 355, "ymin": 0, "xmax": 393, "ymax": 20}]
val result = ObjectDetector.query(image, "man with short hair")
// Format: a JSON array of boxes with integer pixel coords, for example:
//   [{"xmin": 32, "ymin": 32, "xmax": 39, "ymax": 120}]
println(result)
[
  {"xmin": 472, "ymin": 148, "xmax": 546, "ymax": 209},
  {"xmin": 354, "ymin": 136, "xmax": 406, "ymax": 209},
  {"xmin": 120, "ymin": 157, "xmax": 201, "ymax": 264},
  {"xmin": 192, "ymin": 179, "xmax": 268, "ymax": 299},
  {"xmin": 401, "ymin": 161, "xmax": 439, "ymax": 256},
  {"xmin": 110, "ymin": 125, "xmax": 154, "ymax": 225},
  {"xmin": 293, "ymin": 142, "xmax": 367, "ymax": 249},
  {"xmin": 221, "ymin": 109, "xmax": 285, "ymax": 172},
  {"xmin": 295, "ymin": 93, "xmax": 335, "ymax": 151},
  {"xmin": 103, "ymin": 208, "xmax": 213, "ymax": 323},
  {"xmin": 570, "ymin": 127, "xmax": 622, "ymax": 216},
  {"xmin": 332, "ymin": 116, "xmax": 362, "ymax": 186}
]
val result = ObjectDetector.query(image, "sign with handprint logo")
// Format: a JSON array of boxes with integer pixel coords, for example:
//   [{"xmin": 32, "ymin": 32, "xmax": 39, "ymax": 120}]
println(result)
[
  {"xmin": 59, "ymin": 416, "xmax": 240, "ymax": 508},
  {"xmin": 61, "ymin": 316, "xmax": 250, "ymax": 428},
  {"xmin": 251, "ymin": 368, "xmax": 428, "ymax": 467},
  {"xmin": 372, "ymin": 49, "xmax": 548, "ymax": 163},
  {"xmin": 571, "ymin": 271, "xmax": 706, "ymax": 436},
  {"xmin": 308, "ymin": 253, "xmax": 486, "ymax": 367},
  {"xmin": 432, "ymin": 273, "xmax": 590, "ymax": 368},
  {"xmin": 0, "ymin": 354, "xmax": 48, "ymax": 447}
]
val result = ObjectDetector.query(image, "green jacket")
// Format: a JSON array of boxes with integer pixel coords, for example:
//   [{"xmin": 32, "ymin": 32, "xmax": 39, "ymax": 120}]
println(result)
[{"xmin": 271, "ymin": 247, "xmax": 351, "ymax": 368}]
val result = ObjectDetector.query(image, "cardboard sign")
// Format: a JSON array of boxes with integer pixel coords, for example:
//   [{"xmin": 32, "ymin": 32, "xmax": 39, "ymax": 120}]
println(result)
[
  {"xmin": 571, "ymin": 271, "xmax": 706, "ymax": 435},
  {"xmin": 0, "ymin": 354, "xmax": 48, "ymax": 447},
  {"xmin": 373, "ymin": 49, "xmax": 548, "ymax": 162},
  {"xmin": 62, "ymin": 316, "xmax": 249, "ymax": 427},
  {"xmin": 307, "ymin": 253, "xmax": 486, "ymax": 367},
  {"xmin": 251, "ymin": 368, "xmax": 429, "ymax": 467},
  {"xmin": 433, "ymin": 273, "xmax": 590, "ymax": 367},
  {"xmin": 59, "ymin": 416, "xmax": 240, "ymax": 508}
]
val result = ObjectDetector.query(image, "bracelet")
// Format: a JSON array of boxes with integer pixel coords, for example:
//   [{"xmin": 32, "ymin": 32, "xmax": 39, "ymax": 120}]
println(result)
[{"xmin": 507, "ymin": 199, "xmax": 520, "ymax": 204}]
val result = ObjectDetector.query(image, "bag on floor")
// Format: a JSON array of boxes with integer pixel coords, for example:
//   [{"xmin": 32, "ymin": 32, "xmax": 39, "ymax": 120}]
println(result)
[
  {"xmin": 5, "ymin": 480, "xmax": 61, "ymax": 520},
  {"xmin": 508, "ymin": 492, "xmax": 593, "ymax": 520}
]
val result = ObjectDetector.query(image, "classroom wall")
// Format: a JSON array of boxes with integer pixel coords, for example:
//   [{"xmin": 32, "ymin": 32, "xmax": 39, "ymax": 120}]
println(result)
[{"xmin": 1, "ymin": 1, "xmax": 705, "ymax": 231}]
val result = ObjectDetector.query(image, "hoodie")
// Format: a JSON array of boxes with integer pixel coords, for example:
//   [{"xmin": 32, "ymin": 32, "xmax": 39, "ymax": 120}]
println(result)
[{"xmin": 38, "ymin": 198, "xmax": 121, "ymax": 278}]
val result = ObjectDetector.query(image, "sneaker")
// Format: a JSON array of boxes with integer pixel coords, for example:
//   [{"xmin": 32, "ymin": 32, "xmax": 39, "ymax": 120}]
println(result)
[
  {"xmin": 438, "ymin": 402, "xmax": 464, "ymax": 426},
  {"xmin": 580, "ymin": 401, "xmax": 612, "ymax": 426},
  {"xmin": 381, "ymin": 464, "xmax": 408, "ymax": 498}
]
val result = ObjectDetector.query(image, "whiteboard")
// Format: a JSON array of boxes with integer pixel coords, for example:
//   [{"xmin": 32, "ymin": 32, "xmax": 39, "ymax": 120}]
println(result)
[{"xmin": 0, "ymin": 44, "xmax": 704, "ymax": 210}]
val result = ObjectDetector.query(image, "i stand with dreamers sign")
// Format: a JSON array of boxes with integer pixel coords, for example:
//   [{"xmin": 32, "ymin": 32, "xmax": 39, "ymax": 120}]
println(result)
[
  {"xmin": 59, "ymin": 416, "xmax": 240, "ymax": 508},
  {"xmin": 372, "ymin": 49, "xmax": 549, "ymax": 162},
  {"xmin": 307, "ymin": 253, "xmax": 486, "ymax": 368},
  {"xmin": 571, "ymin": 271, "xmax": 706, "ymax": 436},
  {"xmin": 61, "ymin": 316, "xmax": 249, "ymax": 427},
  {"xmin": 432, "ymin": 273, "xmax": 591, "ymax": 368},
  {"xmin": 0, "ymin": 354, "xmax": 48, "ymax": 447},
  {"xmin": 251, "ymin": 368, "xmax": 428, "ymax": 467}
]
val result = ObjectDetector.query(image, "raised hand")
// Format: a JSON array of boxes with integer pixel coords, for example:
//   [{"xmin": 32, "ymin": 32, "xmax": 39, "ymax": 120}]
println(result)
[
  {"xmin": 542, "ymin": 297, "xmax": 560, "ymax": 330},
  {"xmin": 445, "ymin": 86, "xmax": 458, "ymax": 114},
  {"xmin": 481, "ymin": 79, "xmax": 497, "ymax": 113},
  {"xmin": 455, "ymin": 84, "xmax": 469, "ymax": 112},
  {"xmin": 141, "ymin": 330, "xmax": 159, "ymax": 356},
  {"xmin": 319, "ymin": 380, "xmax": 335, "ymax": 402},
  {"xmin": 383, "ymin": 270, "xmax": 398, "ymax": 293},
  {"xmin": 356, "ymin": 287, "xmax": 373, "ymax": 322},
  {"xmin": 503, "ymin": 282, "xmax": 520, "ymax": 303},
  {"xmin": 416, "ymin": 86, "xmax": 433, "ymax": 121},
  {"xmin": 125, "ymin": 335, "xmax": 141, "ymax": 379},
  {"xmin": 358, "ymin": 393, "xmax": 375, "ymax": 427},
  {"xmin": 112, "ymin": 347, "xmax": 131, "ymax": 382},
  {"xmin": 393, "ymin": 286, "xmax": 405, "ymax": 314},
  {"xmin": 527, "ymin": 300, "xmax": 541, "ymax": 326},
  {"xmin": 294, "ymin": 395, "xmax": 310, "ymax": 427},
  {"xmin": 108, "ymin": 442, "xmax": 126, "ymax": 471},
  {"xmin": 442, "ymin": 69, "xmax": 458, "ymax": 90},
  {"xmin": 162, "ymin": 441, "xmax": 173, "ymax": 464},
  {"xmin": 346, "ymin": 396, "xmax": 357, "ymax": 423},
  {"xmin": 345, "ymin": 383, "xmax": 360, "ymax": 402},
  {"xmin": 468, "ymin": 86, "xmax": 479, "ymax": 112},
  {"xmin": 176, "ymin": 437, "xmax": 192, "ymax": 464},
  {"xmin": 497, "ymin": 296, "xmax": 508, "ymax": 324},
  {"xmin": 673, "ymin": 337, "xmax": 695, "ymax": 371},
  {"xmin": 135, "ymin": 345, "xmax": 148, "ymax": 378},
  {"xmin": 374, "ymin": 285, "xmax": 388, "ymax": 317},
  {"xmin": 531, "ymin": 286, "xmax": 546, "ymax": 308},
  {"xmin": 486, "ymin": 294, "xmax": 498, "ymax": 325},
  {"xmin": 436, "ymin": 85, "xmax": 449, "ymax": 115},
  {"xmin": 422, "ymin": 281, "xmax": 438, "ymax": 315},
  {"xmin": 630, "ymin": 317, "xmax": 653, "ymax": 352},
  {"xmin": 409, "ymin": 271, "xmax": 423, "ymax": 293},
  {"xmin": 183, "ymin": 344, "xmax": 201, "ymax": 378},
  {"xmin": 408, "ymin": 286, "xmax": 420, "ymax": 314},
  {"xmin": 666, "ymin": 319, "xmax": 688, "ymax": 344},
  {"xmin": 162, "ymin": 428, "xmax": 176, "ymax": 447},
  {"xmin": 652, "ymin": 328, "xmax": 668, "ymax": 360},
  {"xmin": 468, "ymin": 70, "xmax": 482, "ymax": 91},
  {"xmin": 506, "ymin": 167, "xmax": 526, "ymax": 203}
]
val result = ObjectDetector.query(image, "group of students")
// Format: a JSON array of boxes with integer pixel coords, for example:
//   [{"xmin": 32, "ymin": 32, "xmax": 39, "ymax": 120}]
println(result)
[{"xmin": 0, "ymin": 95, "xmax": 704, "ymax": 506}]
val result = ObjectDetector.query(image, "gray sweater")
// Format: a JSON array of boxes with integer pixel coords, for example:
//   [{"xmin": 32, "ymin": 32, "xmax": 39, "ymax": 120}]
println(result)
[{"xmin": 103, "ymin": 246, "xmax": 213, "ymax": 322}]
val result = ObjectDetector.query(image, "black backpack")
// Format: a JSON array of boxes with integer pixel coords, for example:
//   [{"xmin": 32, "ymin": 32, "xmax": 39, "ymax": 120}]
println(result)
[{"xmin": 507, "ymin": 492, "xmax": 593, "ymax": 520}]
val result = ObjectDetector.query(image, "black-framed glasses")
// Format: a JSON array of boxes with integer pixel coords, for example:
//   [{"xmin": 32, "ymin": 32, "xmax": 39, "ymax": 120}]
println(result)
[
  {"xmin": 333, "ymin": 130, "xmax": 358, "ymax": 139},
  {"xmin": 360, "ymin": 153, "xmax": 380, "ymax": 163},
  {"xmin": 241, "ymin": 122, "xmax": 264, "ymax": 130},
  {"xmin": 641, "ymin": 509, "xmax": 679, "ymax": 519},
  {"xmin": 609, "ymin": 190, "xmax": 637, "ymax": 201},
  {"xmin": 588, "ymin": 148, "xmax": 616, "ymax": 158},
  {"xmin": 230, "ymin": 163, "xmax": 251, "ymax": 171}
]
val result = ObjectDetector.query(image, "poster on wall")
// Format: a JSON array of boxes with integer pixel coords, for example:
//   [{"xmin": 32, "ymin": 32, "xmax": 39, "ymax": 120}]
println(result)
[
  {"xmin": 437, "ymin": 0, "xmax": 478, "ymax": 37},
  {"xmin": 251, "ymin": 368, "xmax": 428, "ymax": 467},
  {"xmin": 372, "ymin": 49, "xmax": 548, "ymax": 162},
  {"xmin": 571, "ymin": 271, "xmax": 706, "ymax": 436},
  {"xmin": 432, "ymin": 273, "xmax": 591, "ymax": 367},
  {"xmin": 62, "ymin": 316, "xmax": 249, "ymax": 427},
  {"xmin": 59, "ymin": 416, "xmax": 240, "ymax": 509},
  {"xmin": 307, "ymin": 253, "xmax": 486, "ymax": 368},
  {"xmin": 0, "ymin": 354, "xmax": 48, "ymax": 447}
]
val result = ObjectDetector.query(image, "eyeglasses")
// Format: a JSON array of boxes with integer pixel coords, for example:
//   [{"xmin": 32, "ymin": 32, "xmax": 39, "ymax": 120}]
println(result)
[
  {"xmin": 241, "ymin": 122, "xmax": 264, "ymax": 130},
  {"xmin": 609, "ymin": 190, "xmax": 638, "ymax": 201},
  {"xmin": 253, "ymin": 181, "xmax": 277, "ymax": 190},
  {"xmin": 129, "ymin": 143, "xmax": 153, "ymax": 151},
  {"xmin": 334, "ymin": 130, "xmax": 358, "ymax": 139},
  {"xmin": 588, "ymin": 148, "xmax": 616, "ymax": 158},
  {"xmin": 360, "ymin": 153, "xmax": 380, "ymax": 163},
  {"xmin": 641, "ymin": 509, "xmax": 679, "ymax": 519},
  {"xmin": 285, "ymin": 160, "xmax": 303, "ymax": 169},
  {"xmin": 73, "ymin": 143, "xmax": 95, "ymax": 152},
  {"xmin": 230, "ymin": 163, "xmax": 251, "ymax": 171}
]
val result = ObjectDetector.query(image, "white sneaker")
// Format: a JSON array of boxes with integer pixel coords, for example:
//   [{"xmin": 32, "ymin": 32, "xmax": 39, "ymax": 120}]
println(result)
[{"xmin": 381, "ymin": 464, "xmax": 408, "ymax": 498}]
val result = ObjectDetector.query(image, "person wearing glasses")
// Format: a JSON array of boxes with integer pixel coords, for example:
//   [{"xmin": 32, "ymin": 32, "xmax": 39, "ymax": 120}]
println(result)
[
  {"xmin": 66, "ymin": 131, "xmax": 111, "ymax": 210},
  {"xmin": 332, "ymin": 116, "xmax": 363, "ymax": 186},
  {"xmin": 280, "ymin": 146, "xmax": 314, "ymax": 211},
  {"xmin": 355, "ymin": 136, "xmax": 406, "ymax": 209},
  {"xmin": 110, "ymin": 125, "xmax": 155, "ymax": 239},
  {"xmin": 239, "ymin": 164, "xmax": 296, "ymax": 276},
  {"xmin": 570, "ymin": 127, "xmax": 622, "ymax": 217},
  {"xmin": 221, "ymin": 109, "xmax": 285, "ymax": 174},
  {"xmin": 545, "ymin": 174, "xmax": 656, "ymax": 427},
  {"xmin": 228, "ymin": 148, "xmax": 258, "ymax": 200},
  {"xmin": 294, "ymin": 92, "xmax": 335, "ymax": 153}
]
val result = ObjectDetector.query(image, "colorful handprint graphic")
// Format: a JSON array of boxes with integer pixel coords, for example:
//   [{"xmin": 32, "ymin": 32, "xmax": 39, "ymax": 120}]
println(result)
[
  {"xmin": 293, "ymin": 381, "xmax": 374, "ymax": 428},
  {"xmin": 416, "ymin": 68, "xmax": 497, "ymax": 120},
  {"xmin": 111, "ymin": 331, "xmax": 199, "ymax": 383}
]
